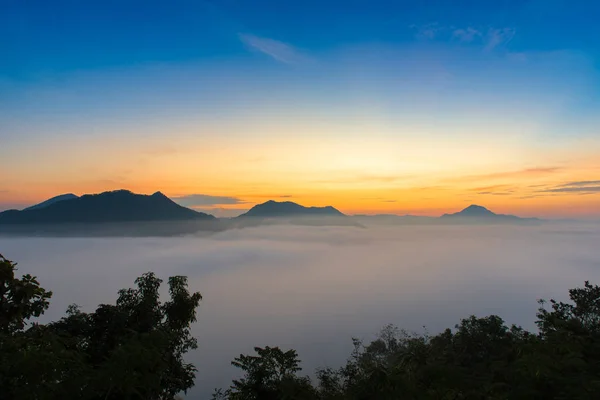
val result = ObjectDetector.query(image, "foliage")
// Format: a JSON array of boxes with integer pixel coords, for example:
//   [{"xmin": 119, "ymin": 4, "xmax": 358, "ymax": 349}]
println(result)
[
  {"xmin": 0, "ymin": 253, "xmax": 52, "ymax": 334},
  {"xmin": 0, "ymin": 254, "xmax": 202, "ymax": 400},
  {"xmin": 212, "ymin": 346, "xmax": 317, "ymax": 400},
  {"xmin": 216, "ymin": 281, "xmax": 600, "ymax": 400}
]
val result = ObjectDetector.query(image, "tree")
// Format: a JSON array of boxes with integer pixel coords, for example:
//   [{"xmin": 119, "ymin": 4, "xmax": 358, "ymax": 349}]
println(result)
[
  {"xmin": 0, "ymin": 254, "xmax": 202, "ymax": 400},
  {"xmin": 214, "ymin": 346, "xmax": 317, "ymax": 400},
  {"xmin": 216, "ymin": 282, "xmax": 600, "ymax": 400},
  {"xmin": 0, "ymin": 253, "xmax": 52, "ymax": 333}
]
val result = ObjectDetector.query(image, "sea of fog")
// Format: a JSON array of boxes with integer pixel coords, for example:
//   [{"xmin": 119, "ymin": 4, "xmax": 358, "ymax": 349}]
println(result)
[{"xmin": 2, "ymin": 223, "xmax": 600, "ymax": 398}]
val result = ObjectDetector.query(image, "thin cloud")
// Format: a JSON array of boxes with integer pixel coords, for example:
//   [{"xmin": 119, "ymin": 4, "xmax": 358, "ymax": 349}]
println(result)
[
  {"xmin": 557, "ymin": 180, "xmax": 600, "ymax": 188},
  {"xmin": 171, "ymin": 194, "xmax": 248, "ymax": 207},
  {"xmin": 314, "ymin": 174, "xmax": 412, "ymax": 185},
  {"xmin": 412, "ymin": 22, "xmax": 443, "ymax": 40},
  {"xmin": 247, "ymin": 194, "xmax": 293, "ymax": 199},
  {"xmin": 472, "ymin": 184, "xmax": 514, "ymax": 191},
  {"xmin": 447, "ymin": 167, "xmax": 561, "ymax": 183},
  {"xmin": 239, "ymin": 34, "xmax": 307, "ymax": 64},
  {"xmin": 477, "ymin": 192, "xmax": 512, "ymax": 196},
  {"xmin": 519, "ymin": 195, "xmax": 545, "ymax": 199},
  {"xmin": 418, "ymin": 24, "xmax": 515, "ymax": 52},
  {"xmin": 541, "ymin": 186, "xmax": 600, "ymax": 193},
  {"xmin": 453, "ymin": 27, "xmax": 481, "ymax": 43},
  {"xmin": 484, "ymin": 27, "xmax": 516, "ymax": 51}
]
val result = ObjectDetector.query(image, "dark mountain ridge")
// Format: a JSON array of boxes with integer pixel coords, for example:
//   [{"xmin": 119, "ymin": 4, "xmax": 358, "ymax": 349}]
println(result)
[
  {"xmin": 24, "ymin": 193, "xmax": 79, "ymax": 211},
  {"xmin": 441, "ymin": 204, "xmax": 539, "ymax": 223},
  {"xmin": 237, "ymin": 200, "xmax": 345, "ymax": 218},
  {"xmin": 0, "ymin": 190, "xmax": 214, "ymax": 224}
]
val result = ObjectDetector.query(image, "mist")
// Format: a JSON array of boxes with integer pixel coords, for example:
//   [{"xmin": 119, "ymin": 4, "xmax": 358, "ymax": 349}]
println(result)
[{"xmin": 2, "ymin": 223, "xmax": 600, "ymax": 398}]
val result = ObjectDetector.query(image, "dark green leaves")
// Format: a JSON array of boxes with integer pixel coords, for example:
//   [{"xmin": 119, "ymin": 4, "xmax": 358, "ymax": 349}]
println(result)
[{"xmin": 0, "ymin": 255, "xmax": 202, "ymax": 400}]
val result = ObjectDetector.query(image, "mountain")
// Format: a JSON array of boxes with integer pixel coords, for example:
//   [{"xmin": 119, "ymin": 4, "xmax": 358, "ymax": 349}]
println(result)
[
  {"xmin": 24, "ymin": 193, "xmax": 79, "ymax": 211},
  {"xmin": 237, "ymin": 200, "xmax": 345, "ymax": 218},
  {"xmin": 0, "ymin": 190, "xmax": 214, "ymax": 224},
  {"xmin": 440, "ymin": 204, "xmax": 539, "ymax": 223}
]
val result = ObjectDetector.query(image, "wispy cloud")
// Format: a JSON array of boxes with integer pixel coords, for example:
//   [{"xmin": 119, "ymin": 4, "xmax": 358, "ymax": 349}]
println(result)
[
  {"xmin": 557, "ymin": 180, "xmax": 600, "ymax": 188},
  {"xmin": 447, "ymin": 167, "xmax": 562, "ymax": 183},
  {"xmin": 484, "ymin": 27, "xmax": 516, "ymax": 51},
  {"xmin": 452, "ymin": 27, "xmax": 481, "ymax": 43},
  {"xmin": 477, "ymin": 191, "xmax": 512, "ymax": 196},
  {"xmin": 528, "ymin": 179, "xmax": 600, "ymax": 195},
  {"xmin": 424, "ymin": 25, "xmax": 516, "ymax": 51},
  {"xmin": 541, "ymin": 186, "xmax": 600, "ymax": 193},
  {"xmin": 412, "ymin": 22, "xmax": 442, "ymax": 40},
  {"xmin": 244, "ymin": 194, "xmax": 293, "ymax": 199},
  {"xmin": 239, "ymin": 34, "xmax": 307, "ymax": 64},
  {"xmin": 171, "ymin": 194, "xmax": 248, "ymax": 207},
  {"xmin": 313, "ymin": 174, "xmax": 411, "ymax": 185}
]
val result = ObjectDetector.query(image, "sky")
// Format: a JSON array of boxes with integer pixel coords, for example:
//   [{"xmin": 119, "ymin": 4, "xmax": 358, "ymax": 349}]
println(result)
[{"xmin": 1, "ymin": 0, "xmax": 600, "ymax": 218}]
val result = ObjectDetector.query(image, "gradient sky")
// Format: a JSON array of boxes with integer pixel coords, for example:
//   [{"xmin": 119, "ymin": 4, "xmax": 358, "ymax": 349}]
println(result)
[{"xmin": 1, "ymin": 0, "xmax": 600, "ymax": 217}]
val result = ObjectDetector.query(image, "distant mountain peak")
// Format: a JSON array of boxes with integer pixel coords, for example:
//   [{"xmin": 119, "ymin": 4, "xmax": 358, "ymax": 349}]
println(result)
[
  {"xmin": 459, "ymin": 204, "xmax": 496, "ymax": 216},
  {"xmin": 151, "ymin": 191, "xmax": 168, "ymax": 198},
  {"xmin": 439, "ymin": 204, "xmax": 538, "ymax": 224},
  {"xmin": 442, "ymin": 204, "xmax": 497, "ymax": 218},
  {"xmin": 238, "ymin": 200, "xmax": 344, "ymax": 218}
]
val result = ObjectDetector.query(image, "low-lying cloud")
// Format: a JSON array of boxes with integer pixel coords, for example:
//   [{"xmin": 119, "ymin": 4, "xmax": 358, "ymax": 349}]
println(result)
[{"xmin": 3, "ymin": 223, "xmax": 600, "ymax": 398}]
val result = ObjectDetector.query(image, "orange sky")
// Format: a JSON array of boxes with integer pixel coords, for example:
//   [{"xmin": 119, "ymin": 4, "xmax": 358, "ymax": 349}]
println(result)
[
  {"xmin": 2, "ymin": 132, "xmax": 600, "ymax": 218},
  {"xmin": 3, "ymin": 21, "xmax": 600, "ymax": 218}
]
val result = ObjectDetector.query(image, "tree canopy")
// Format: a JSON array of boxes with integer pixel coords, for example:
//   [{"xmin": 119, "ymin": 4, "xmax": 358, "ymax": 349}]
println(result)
[
  {"xmin": 215, "ymin": 281, "xmax": 600, "ymax": 400},
  {"xmin": 0, "ymin": 253, "xmax": 202, "ymax": 400}
]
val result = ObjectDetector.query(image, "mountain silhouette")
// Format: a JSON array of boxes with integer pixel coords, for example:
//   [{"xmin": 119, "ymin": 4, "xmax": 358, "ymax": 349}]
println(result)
[
  {"xmin": 24, "ymin": 193, "xmax": 79, "ymax": 211},
  {"xmin": 0, "ymin": 190, "xmax": 214, "ymax": 224},
  {"xmin": 238, "ymin": 200, "xmax": 345, "ymax": 218},
  {"xmin": 441, "ymin": 204, "xmax": 538, "ymax": 223},
  {"xmin": 445, "ymin": 204, "xmax": 497, "ymax": 217}
]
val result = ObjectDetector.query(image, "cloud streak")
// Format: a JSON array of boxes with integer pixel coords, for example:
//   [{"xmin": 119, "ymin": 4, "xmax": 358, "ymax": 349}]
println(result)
[
  {"xmin": 541, "ymin": 186, "xmax": 600, "ymax": 193},
  {"xmin": 239, "ymin": 34, "xmax": 307, "ymax": 64},
  {"xmin": 413, "ymin": 22, "xmax": 442, "ymax": 40},
  {"xmin": 485, "ymin": 27, "xmax": 516, "ymax": 51},
  {"xmin": 417, "ymin": 24, "xmax": 516, "ymax": 51},
  {"xmin": 448, "ymin": 167, "xmax": 561, "ymax": 184},
  {"xmin": 452, "ymin": 27, "xmax": 481, "ymax": 43},
  {"xmin": 171, "ymin": 194, "xmax": 248, "ymax": 207},
  {"xmin": 558, "ymin": 180, "xmax": 600, "ymax": 188}
]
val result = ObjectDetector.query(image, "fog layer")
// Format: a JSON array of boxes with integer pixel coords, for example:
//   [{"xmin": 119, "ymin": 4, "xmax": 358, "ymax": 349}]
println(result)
[{"xmin": 2, "ymin": 223, "xmax": 600, "ymax": 398}]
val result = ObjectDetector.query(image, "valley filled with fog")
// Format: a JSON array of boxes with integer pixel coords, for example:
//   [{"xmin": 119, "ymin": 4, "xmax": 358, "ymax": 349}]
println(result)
[{"xmin": 2, "ymin": 223, "xmax": 600, "ymax": 398}]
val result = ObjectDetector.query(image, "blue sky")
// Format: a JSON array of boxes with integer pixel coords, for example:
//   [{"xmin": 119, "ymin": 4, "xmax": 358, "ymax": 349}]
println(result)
[
  {"xmin": 1, "ymin": 0, "xmax": 600, "ymax": 217},
  {"xmin": 3, "ymin": 0, "xmax": 599, "ymax": 78}
]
